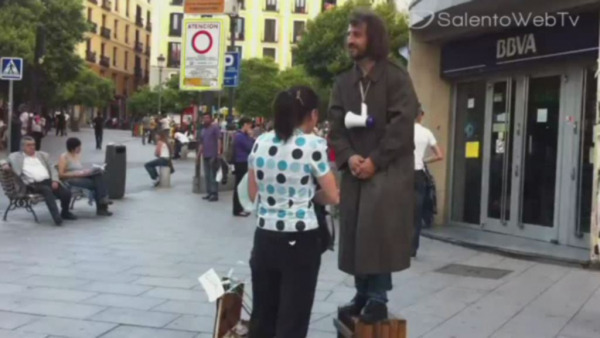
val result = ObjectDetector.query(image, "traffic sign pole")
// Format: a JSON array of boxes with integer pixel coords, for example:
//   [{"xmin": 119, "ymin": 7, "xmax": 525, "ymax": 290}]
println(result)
[
  {"xmin": 7, "ymin": 80, "xmax": 13, "ymax": 153},
  {"xmin": 227, "ymin": 14, "xmax": 236, "ymax": 123}
]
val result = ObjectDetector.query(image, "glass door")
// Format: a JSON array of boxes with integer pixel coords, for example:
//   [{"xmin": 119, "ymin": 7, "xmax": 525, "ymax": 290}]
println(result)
[{"xmin": 481, "ymin": 79, "xmax": 516, "ymax": 234}]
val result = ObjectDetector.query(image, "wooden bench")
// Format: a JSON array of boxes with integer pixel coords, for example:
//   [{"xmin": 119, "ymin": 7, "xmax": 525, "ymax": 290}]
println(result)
[{"xmin": 334, "ymin": 310, "xmax": 407, "ymax": 338}]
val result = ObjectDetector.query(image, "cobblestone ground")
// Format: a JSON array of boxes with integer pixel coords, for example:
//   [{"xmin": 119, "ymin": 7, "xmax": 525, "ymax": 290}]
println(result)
[{"xmin": 0, "ymin": 129, "xmax": 598, "ymax": 338}]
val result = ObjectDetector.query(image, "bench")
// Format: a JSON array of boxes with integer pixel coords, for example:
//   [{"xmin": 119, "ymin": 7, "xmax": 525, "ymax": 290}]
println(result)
[
  {"xmin": 0, "ymin": 169, "xmax": 88, "ymax": 222},
  {"xmin": 334, "ymin": 310, "xmax": 407, "ymax": 338}
]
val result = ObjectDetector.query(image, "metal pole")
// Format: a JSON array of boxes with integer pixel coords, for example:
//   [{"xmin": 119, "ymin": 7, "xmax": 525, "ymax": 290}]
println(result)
[
  {"xmin": 7, "ymin": 80, "xmax": 13, "ymax": 153},
  {"xmin": 158, "ymin": 66, "xmax": 163, "ymax": 114},
  {"xmin": 227, "ymin": 15, "xmax": 236, "ymax": 124}
]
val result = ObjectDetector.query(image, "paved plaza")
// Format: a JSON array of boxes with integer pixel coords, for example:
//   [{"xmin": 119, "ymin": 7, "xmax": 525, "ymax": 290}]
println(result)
[{"xmin": 0, "ymin": 129, "xmax": 598, "ymax": 338}]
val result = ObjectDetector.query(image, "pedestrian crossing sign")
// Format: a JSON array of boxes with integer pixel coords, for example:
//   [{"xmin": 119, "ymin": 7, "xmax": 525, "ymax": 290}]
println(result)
[{"xmin": 1, "ymin": 57, "xmax": 23, "ymax": 81}]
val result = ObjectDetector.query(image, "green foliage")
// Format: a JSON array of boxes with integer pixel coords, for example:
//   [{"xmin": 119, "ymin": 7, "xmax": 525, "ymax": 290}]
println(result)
[
  {"xmin": 55, "ymin": 68, "xmax": 114, "ymax": 109},
  {"xmin": 0, "ymin": 0, "xmax": 89, "ymax": 108},
  {"xmin": 293, "ymin": 0, "xmax": 409, "ymax": 86},
  {"xmin": 236, "ymin": 58, "xmax": 281, "ymax": 118},
  {"xmin": 161, "ymin": 74, "xmax": 203, "ymax": 113},
  {"xmin": 127, "ymin": 86, "xmax": 159, "ymax": 119}
]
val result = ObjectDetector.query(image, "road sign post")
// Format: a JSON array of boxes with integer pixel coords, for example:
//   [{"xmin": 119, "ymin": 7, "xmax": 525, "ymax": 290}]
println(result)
[{"xmin": 1, "ymin": 57, "xmax": 24, "ymax": 153}]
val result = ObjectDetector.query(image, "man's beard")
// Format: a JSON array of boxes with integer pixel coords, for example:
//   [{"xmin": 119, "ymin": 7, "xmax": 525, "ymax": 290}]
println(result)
[{"xmin": 349, "ymin": 47, "xmax": 367, "ymax": 61}]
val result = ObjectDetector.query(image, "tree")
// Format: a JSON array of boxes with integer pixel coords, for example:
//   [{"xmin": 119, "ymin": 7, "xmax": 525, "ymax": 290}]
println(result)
[
  {"xmin": 127, "ymin": 86, "xmax": 159, "ymax": 119},
  {"xmin": 55, "ymin": 68, "xmax": 114, "ymax": 109},
  {"xmin": 0, "ymin": 0, "xmax": 89, "ymax": 110},
  {"xmin": 235, "ymin": 58, "xmax": 281, "ymax": 117},
  {"xmin": 293, "ymin": 0, "xmax": 409, "ymax": 86}
]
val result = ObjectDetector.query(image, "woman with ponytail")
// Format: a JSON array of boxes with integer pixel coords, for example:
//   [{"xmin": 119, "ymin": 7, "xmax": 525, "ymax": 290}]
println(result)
[{"xmin": 246, "ymin": 86, "xmax": 339, "ymax": 337}]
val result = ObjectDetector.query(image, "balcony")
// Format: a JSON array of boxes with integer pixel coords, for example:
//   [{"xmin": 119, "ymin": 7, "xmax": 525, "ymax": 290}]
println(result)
[
  {"xmin": 263, "ymin": 35, "xmax": 277, "ymax": 43},
  {"xmin": 100, "ymin": 27, "xmax": 111, "ymax": 39},
  {"xmin": 88, "ymin": 21, "xmax": 98, "ymax": 33},
  {"xmin": 135, "ymin": 42, "xmax": 144, "ymax": 53},
  {"xmin": 88, "ymin": 0, "xmax": 98, "ymax": 4},
  {"xmin": 102, "ymin": 0, "xmax": 112, "ymax": 11},
  {"xmin": 169, "ymin": 29, "xmax": 182, "ymax": 37},
  {"xmin": 146, "ymin": 21, "xmax": 152, "ymax": 32},
  {"xmin": 86, "ymin": 51, "xmax": 97, "ymax": 63},
  {"xmin": 171, "ymin": 0, "xmax": 183, "ymax": 5},
  {"xmin": 144, "ymin": 72, "xmax": 150, "ymax": 84},
  {"xmin": 145, "ymin": 45, "xmax": 151, "ymax": 56},
  {"xmin": 265, "ymin": 4, "xmax": 278, "ymax": 11},
  {"xmin": 136, "ymin": 16, "xmax": 144, "ymax": 28},
  {"xmin": 100, "ymin": 56, "xmax": 110, "ymax": 67},
  {"xmin": 294, "ymin": 6, "xmax": 307, "ymax": 13}
]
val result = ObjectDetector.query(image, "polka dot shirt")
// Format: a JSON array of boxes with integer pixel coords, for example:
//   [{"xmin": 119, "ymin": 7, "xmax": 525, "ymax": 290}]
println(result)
[{"xmin": 248, "ymin": 130, "xmax": 331, "ymax": 232}]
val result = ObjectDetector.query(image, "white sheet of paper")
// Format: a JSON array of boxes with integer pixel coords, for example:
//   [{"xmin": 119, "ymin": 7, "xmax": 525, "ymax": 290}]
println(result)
[
  {"xmin": 537, "ymin": 109, "xmax": 548, "ymax": 123},
  {"xmin": 496, "ymin": 113, "xmax": 506, "ymax": 122},
  {"xmin": 493, "ymin": 93, "xmax": 503, "ymax": 102},
  {"xmin": 198, "ymin": 268, "xmax": 225, "ymax": 302},
  {"xmin": 467, "ymin": 98, "xmax": 475, "ymax": 109}
]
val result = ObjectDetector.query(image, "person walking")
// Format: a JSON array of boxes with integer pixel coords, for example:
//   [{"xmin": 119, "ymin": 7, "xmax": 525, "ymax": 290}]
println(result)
[
  {"xmin": 56, "ymin": 112, "xmax": 66, "ymax": 136},
  {"xmin": 199, "ymin": 112, "xmax": 222, "ymax": 202},
  {"xmin": 232, "ymin": 117, "xmax": 254, "ymax": 217},
  {"xmin": 58, "ymin": 137, "xmax": 113, "ymax": 216},
  {"xmin": 93, "ymin": 113, "xmax": 104, "ymax": 150},
  {"xmin": 246, "ymin": 86, "xmax": 339, "ymax": 338},
  {"xmin": 144, "ymin": 131, "xmax": 172, "ymax": 187},
  {"xmin": 329, "ymin": 10, "xmax": 420, "ymax": 323},
  {"xmin": 31, "ymin": 113, "xmax": 45, "ymax": 151},
  {"xmin": 413, "ymin": 108, "xmax": 443, "ymax": 257}
]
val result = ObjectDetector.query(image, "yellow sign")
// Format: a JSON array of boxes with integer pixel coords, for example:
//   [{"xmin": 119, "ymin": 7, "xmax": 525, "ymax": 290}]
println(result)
[
  {"xmin": 466, "ymin": 141, "xmax": 479, "ymax": 158},
  {"xmin": 185, "ymin": 0, "xmax": 225, "ymax": 14},
  {"xmin": 180, "ymin": 17, "xmax": 227, "ymax": 91}
]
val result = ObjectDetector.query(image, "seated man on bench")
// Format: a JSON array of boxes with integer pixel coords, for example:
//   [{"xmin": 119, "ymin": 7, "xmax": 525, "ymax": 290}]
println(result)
[{"xmin": 3, "ymin": 136, "xmax": 76, "ymax": 226}]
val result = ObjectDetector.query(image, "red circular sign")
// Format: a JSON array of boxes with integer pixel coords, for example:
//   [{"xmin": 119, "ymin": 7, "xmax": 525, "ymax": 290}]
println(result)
[{"xmin": 192, "ymin": 31, "xmax": 213, "ymax": 54}]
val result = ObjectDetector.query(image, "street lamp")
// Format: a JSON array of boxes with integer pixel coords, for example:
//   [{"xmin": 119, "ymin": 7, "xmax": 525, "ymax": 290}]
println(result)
[{"xmin": 157, "ymin": 54, "xmax": 166, "ymax": 114}]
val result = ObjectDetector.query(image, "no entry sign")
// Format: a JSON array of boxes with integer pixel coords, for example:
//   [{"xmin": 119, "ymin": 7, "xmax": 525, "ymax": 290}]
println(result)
[{"xmin": 180, "ymin": 17, "xmax": 227, "ymax": 91}]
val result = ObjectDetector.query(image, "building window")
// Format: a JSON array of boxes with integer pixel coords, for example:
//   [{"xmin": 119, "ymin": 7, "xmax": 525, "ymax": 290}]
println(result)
[
  {"xmin": 292, "ymin": 21, "xmax": 305, "ymax": 43},
  {"xmin": 115, "ymin": 0, "xmax": 119, "ymax": 12},
  {"xmin": 114, "ymin": 19, "xmax": 118, "ymax": 39},
  {"xmin": 168, "ymin": 42, "xmax": 181, "ymax": 68},
  {"xmin": 125, "ymin": 25, "xmax": 129, "ymax": 43},
  {"xmin": 263, "ymin": 47, "xmax": 276, "ymax": 60},
  {"xmin": 113, "ymin": 47, "xmax": 117, "ymax": 66},
  {"xmin": 294, "ymin": 0, "xmax": 306, "ymax": 13},
  {"xmin": 86, "ymin": 39, "xmax": 91, "ymax": 51},
  {"xmin": 265, "ymin": 0, "xmax": 277, "ymax": 11},
  {"xmin": 87, "ymin": 8, "xmax": 92, "ymax": 21},
  {"xmin": 101, "ymin": 43, "xmax": 106, "ymax": 56},
  {"xmin": 234, "ymin": 17, "xmax": 245, "ymax": 40},
  {"xmin": 124, "ymin": 51, "xmax": 129, "ymax": 70},
  {"xmin": 238, "ymin": 0, "xmax": 245, "ymax": 10},
  {"xmin": 170, "ymin": 13, "xmax": 183, "ymax": 36},
  {"xmin": 264, "ymin": 19, "xmax": 277, "ymax": 42},
  {"xmin": 171, "ymin": 0, "xmax": 183, "ymax": 5},
  {"xmin": 126, "ymin": 0, "xmax": 130, "ymax": 17},
  {"xmin": 102, "ymin": 14, "xmax": 106, "ymax": 27}
]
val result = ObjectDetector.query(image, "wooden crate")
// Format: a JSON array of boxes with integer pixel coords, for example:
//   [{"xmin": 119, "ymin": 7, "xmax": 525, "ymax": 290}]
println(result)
[{"xmin": 334, "ymin": 310, "xmax": 406, "ymax": 338}]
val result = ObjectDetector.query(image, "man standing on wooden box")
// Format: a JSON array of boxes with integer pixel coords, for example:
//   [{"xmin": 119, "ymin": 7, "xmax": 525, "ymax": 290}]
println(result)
[{"xmin": 329, "ymin": 10, "xmax": 419, "ymax": 323}]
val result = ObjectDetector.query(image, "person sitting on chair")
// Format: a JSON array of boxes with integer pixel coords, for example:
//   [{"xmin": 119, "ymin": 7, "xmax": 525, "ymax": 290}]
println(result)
[
  {"xmin": 2, "ymin": 136, "xmax": 76, "ymax": 226},
  {"xmin": 58, "ymin": 137, "xmax": 113, "ymax": 217}
]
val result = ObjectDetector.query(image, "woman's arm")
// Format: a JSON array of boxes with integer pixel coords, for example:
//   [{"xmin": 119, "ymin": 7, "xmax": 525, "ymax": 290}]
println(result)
[
  {"xmin": 314, "ymin": 172, "xmax": 339, "ymax": 205},
  {"xmin": 248, "ymin": 169, "xmax": 258, "ymax": 202}
]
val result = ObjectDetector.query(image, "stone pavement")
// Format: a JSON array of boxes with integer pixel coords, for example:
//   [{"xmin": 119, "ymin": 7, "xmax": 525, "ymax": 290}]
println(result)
[{"xmin": 0, "ymin": 129, "xmax": 598, "ymax": 338}]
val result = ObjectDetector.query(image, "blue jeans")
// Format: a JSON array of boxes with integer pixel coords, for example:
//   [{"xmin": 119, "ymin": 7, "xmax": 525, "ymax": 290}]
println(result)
[
  {"xmin": 355, "ymin": 273, "xmax": 392, "ymax": 304},
  {"xmin": 203, "ymin": 157, "xmax": 219, "ymax": 196},
  {"xmin": 65, "ymin": 174, "xmax": 109, "ymax": 205},
  {"xmin": 414, "ymin": 170, "xmax": 427, "ymax": 253},
  {"xmin": 145, "ymin": 158, "xmax": 169, "ymax": 180}
]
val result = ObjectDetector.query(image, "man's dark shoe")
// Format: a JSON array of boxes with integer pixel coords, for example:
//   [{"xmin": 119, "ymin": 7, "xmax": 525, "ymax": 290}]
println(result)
[
  {"xmin": 61, "ymin": 212, "xmax": 77, "ymax": 221},
  {"xmin": 53, "ymin": 216, "xmax": 63, "ymax": 226},
  {"xmin": 339, "ymin": 297, "xmax": 367, "ymax": 317},
  {"xmin": 208, "ymin": 195, "xmax": 219, "ymax": 202},
  {"xmin": 359, "ymin": 301, "xmax": 388, "ymax": 324},
  {"xmin": 202, "ymin": 195, "xmax": 211, "ymax": 200},
  {"xmin": 97, "ymin": 209, "xmax": 113, "ymax": 216}
]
